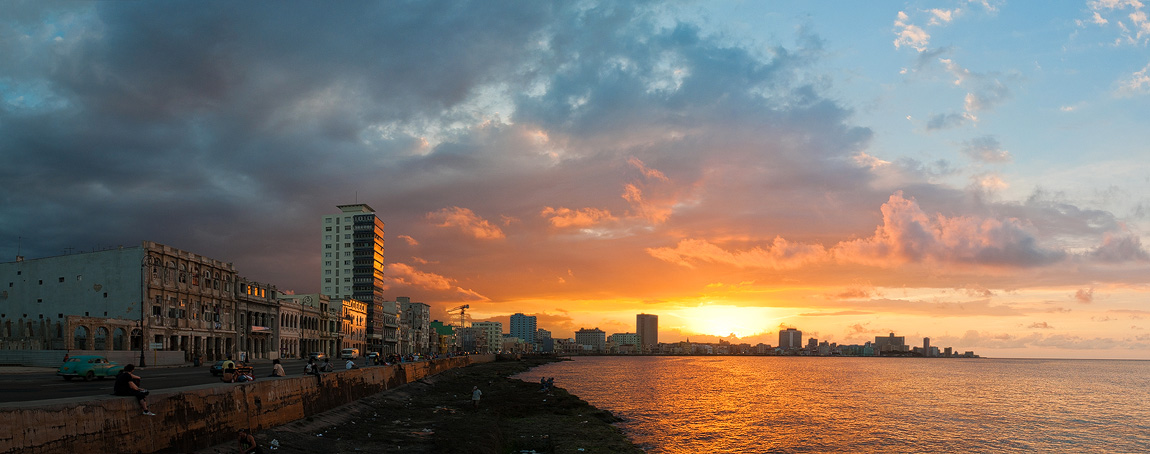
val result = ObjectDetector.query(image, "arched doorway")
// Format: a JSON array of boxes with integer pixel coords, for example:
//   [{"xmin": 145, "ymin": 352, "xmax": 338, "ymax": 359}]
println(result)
[
  {"xmin": 113, "ymin": 328, "xmax": 126, "ymax": 351},
  {"xmin": 73, "ymin": 326, "xmax": 89, "ymax": 350}
]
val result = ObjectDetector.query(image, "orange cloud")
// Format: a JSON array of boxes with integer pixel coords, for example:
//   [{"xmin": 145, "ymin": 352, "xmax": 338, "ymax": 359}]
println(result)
[
  {"xmin": 646, "ymin": 237, "xmax": 828, "ymax": 269},
  {"xmin": 396, "ymin": 234, "xmax": 419, "ymax": 246},
  {"xmin": 832, "ymin": 191, "xmax": 1064, "ymax": 267},
  {"xmin": 628, "ymin": 157, "xmax": 669, "ymax": 182},
  {"xmin": 622, "ymin": 183, "xmax": 674, "ymax": 224},
  {"xmin": 541, "ymin": 206, "xmax": 616, "ymax": 228},
  {"xmin": 427, "ymin": 206, "xmax": 505, "ymax": 239},
  {"xmin": 387, "ymin": 262, "xmax": 489, "ymax": 301}
]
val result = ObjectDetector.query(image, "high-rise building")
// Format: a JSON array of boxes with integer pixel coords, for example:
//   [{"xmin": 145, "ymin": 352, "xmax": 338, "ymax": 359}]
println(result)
[
  {"xmin": 510, "ymin": 313, "xmax": 537, "ymax": 343},
  {"xmin": 321, "ymin": 204, "xmax": 385, "ymax": 352},
  {"xmin": 923, "ymin": 337, "xmax": 931, "ymax": 356},
  {"xmin": 636, "ymin": 313, "xmax": 658, "ymax": 352},
  {"xmin": 779, "ymin": 328, "xmax": 802, "ymax": 350}
]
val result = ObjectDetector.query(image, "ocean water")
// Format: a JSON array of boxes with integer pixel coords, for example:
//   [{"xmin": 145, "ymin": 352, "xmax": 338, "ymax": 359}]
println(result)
[{"xmin": 513, "ymin": 356, "xmax": 1150, "ymax": 453}]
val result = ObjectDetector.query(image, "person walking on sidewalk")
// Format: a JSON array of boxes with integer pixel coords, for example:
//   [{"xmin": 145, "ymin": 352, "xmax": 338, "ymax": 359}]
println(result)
[{"xmin": 471, "ymin": 385, "xmax": 482, "ymax": 409}]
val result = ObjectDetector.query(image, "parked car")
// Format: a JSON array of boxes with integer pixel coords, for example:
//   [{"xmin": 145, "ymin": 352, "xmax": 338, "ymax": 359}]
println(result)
[
  {"xmin": 340, "ymin": 348, "xmax": 360, "ymax": 359},
  {"xmin": 308, "ymin": 352, "xmax": 327, "ymax": 361},
  {"xmin": 209, "ymin": 360, "xmax": 253, "ymax": 376},
  {"xmin": 57, "ymin": 355, "xmax": 123, "ymax": 381}
]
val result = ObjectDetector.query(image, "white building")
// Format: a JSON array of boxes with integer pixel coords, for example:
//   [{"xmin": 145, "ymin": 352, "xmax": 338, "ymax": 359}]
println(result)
[
  {"xmin": 321, "ymin": 204, "xmax": 386, "ymax": 352},
  {"xmin": 471, "ymin": 321, "xmax": 503, "ymax": 353}
]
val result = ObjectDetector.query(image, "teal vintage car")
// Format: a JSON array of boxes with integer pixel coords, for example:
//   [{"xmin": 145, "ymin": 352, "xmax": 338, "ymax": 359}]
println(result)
[{"xmin": 57, "ymin": 355, "xmax": 124, "ymax": 381}]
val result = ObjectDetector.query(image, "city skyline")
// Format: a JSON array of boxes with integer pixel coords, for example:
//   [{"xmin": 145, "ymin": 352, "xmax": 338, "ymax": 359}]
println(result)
[{"xmin": 2, "ymin": 2, "xmax": 1149, "ymax": 359}]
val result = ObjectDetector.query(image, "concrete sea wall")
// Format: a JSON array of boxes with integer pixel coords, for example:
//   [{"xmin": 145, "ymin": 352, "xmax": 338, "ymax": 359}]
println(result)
[{"xmin": 0, "ymin": 354, "xmax": 495, "ymax": 454}]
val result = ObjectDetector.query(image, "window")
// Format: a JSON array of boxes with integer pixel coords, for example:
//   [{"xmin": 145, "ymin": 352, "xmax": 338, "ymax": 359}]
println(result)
[
  {"xmin": 325, "ymin": 235, "xmax": 332, "ymax": 240},
  {"xmin": 58, "ymin": 277, "xmax": 65, "ymax": 283},
  {"xmin": 325, "ymin": 253, "xmax": 332, "ymax": 258},
  {"xmin": 344, "ymin": 234, "xmax": 351, "ymax": 239},
  {"xmin": 326, "ymin": 226, "xmax": 332, "ymax": 231},
  {"xmin": 325, "ymin": 244, "xmax": 332, "ymax": 249}
]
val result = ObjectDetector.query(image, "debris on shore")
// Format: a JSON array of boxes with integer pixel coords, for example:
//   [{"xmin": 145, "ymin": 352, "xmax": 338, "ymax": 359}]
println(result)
[{"xmin": 193, "ymin": 357, "xmax": 642, "ymax": 454}]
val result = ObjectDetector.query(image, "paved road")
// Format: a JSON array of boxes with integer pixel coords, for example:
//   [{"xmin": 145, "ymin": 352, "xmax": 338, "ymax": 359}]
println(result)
[{"xmin": 0, "ymin": 357, "xmax": 383, "ymax": 404}]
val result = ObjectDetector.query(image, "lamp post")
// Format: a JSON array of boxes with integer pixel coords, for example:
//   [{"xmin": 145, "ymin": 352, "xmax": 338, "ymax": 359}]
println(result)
[{"xmin": 140, "ymin": 253, "xmax": 160, "ymax": 367}]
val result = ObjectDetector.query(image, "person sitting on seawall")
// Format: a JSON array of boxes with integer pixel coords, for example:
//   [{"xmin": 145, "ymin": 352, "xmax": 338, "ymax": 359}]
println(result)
[
  {"xmin": 113, "ymin": 364, "xmax": 155, "ymax": 416},
  {"xmin": 269, "ymin": 359, "xmax": 285, "ymax": 377},
  {"xmin": 321, "ymin": 358, "xmax": 333, "ymax": 372},
  {"xmin": 345, "ymin": 358, "xmax": 358, "ymax": 370},
  {"xmin": 221, "ymin": 355, "xmax": 236, "ymax": 383},
  {"xmin": 237, "ymin": 428, "xmax": 264, "ymax": 454}
]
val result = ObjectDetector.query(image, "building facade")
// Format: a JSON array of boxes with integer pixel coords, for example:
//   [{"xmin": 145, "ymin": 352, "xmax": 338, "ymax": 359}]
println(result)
[
  {"xmin": 397, "ymin": 297, "xmax": 430, "ymax": 355},
  {"xmin": 234, "ymin": 277, "xmax": 279, "ymax": 360},
  {"xmin": 509, "ymin": 313, "xmax": 537, "ymax": 344},
  {"xmin": 779, "ymin": 328, "xmax": 803, "ymax": 350},
  {"xmin": 277, "ymin": 297, "xmax": 303, "ymax": 359},
  {"xmin": 636, "ymin": 313, "xmax": 658, "ymax": 353},
  {"xmin": 335, "ymin": 297, "xmax": 367, "ymax": 352},
  {"xmin": 0, "ymin": 241, "xmax": 238, "ymax": 363},
  {"xmin": 321, "ymin": 204, "xmax": 385, "ymax": 352},
  {"xmin": 575, "ymin": 327, "xmax": 606, "ymax": 353},
  {"xmin": 470, "ymin": 321, "xmax": 503, "ymax": 353}
]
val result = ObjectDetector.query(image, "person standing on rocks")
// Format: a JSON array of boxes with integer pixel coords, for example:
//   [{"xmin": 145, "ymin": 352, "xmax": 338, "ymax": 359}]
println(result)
[{"xmin": 471, "ymin": 385, "xmax": 482, "ymax": 409}]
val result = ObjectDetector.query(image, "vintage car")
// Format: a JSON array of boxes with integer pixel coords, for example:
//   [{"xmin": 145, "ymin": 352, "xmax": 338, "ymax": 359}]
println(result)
[
  {"xmin": 57, "ymin": 355, "xmax": 124, "ymax": 381},
  {"xmin": 209, "ymin": 360, "xmax": 253, "ymax": 376}
]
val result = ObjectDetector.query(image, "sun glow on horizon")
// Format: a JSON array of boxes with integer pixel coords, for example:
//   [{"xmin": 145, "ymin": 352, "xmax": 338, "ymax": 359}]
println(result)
[{"xmin": 673, "ymin": 305, "xmax": 779, "ymax": 338}]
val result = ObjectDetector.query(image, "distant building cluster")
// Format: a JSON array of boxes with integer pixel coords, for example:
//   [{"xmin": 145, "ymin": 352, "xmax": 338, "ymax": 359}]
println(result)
[
  {"xmin": 0, "ymin": 203, "xmax": 455, "ymax": 364},
  {"xmin": 546, "ymin": 318, "xmax": 977, "ymax": 358}
]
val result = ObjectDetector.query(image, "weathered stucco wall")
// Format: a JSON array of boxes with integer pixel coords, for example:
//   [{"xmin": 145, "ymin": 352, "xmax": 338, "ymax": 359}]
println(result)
[{"xmin": 0, "ymin": 354, "xmax": 495, "ymax": 454}]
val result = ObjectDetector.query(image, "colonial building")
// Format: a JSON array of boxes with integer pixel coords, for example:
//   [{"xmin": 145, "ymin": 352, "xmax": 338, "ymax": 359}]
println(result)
[
  {"xmin": 335, "ymin": 297, "xmax": 367, "ymax": 352},
  {"xmin": 0, "ymin": 241, "xmax": 237, "ymax": 363},
  {"xmin": 277, "ymin": 296, "xmax": 303, "ymax": 359},
  {"xmin": 281, "ymin": 293, "xmax": 328, "ymax": 356},
  {"xmin": 235, "ymin": 277, "xmax": 279, "ymax": 360}
]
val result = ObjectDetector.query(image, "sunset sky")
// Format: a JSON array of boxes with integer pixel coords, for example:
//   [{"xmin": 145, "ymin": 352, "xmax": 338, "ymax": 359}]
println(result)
[{"xmin": 2, "ymin": 1, "xmax": 1149, "ymax": 358}]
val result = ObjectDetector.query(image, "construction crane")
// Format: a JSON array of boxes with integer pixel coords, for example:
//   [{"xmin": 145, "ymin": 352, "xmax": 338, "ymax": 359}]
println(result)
[{"xmin": 448, "ymin": 304, "xmax": 469, "ymax": 329}]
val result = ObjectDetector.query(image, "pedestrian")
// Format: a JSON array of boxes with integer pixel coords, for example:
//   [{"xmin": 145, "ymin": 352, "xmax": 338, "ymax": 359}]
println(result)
[
  {"xmin": 321, "ymin": 358, "xmax": 333, "ymax": 372},
  {"xmin": 113, "ymin": 364, "xmax": 155, "ymax": 416},
  {"xmin": 237, "ymin": 428, "xmax": 263, "ymax": 454},
  {"xmin": 471, "ymin": 385, "xmax": 482, "ymax": 408},
  {"xmin": 269, "ymin": 359, "xmax": 285, "ymax": 377}
]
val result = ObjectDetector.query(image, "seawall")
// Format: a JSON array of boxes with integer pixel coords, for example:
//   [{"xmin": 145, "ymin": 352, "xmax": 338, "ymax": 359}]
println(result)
[{"xmin": 0, "ymin": 354, "xmax": 495, "ymax": 454}]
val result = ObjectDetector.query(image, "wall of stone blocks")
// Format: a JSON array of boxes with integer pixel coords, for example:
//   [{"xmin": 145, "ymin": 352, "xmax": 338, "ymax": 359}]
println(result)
[{"xmin": 0, "ymin": 354, "xmax": 495, "ymax": 453}]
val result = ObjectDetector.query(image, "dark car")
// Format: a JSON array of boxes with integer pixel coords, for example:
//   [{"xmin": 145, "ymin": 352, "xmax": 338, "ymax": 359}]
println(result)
[
  {"xmin": 209, "ymin": 360, "xmax": 252, "ymax": 376},
  {"xmin": 308, "ymin": 352, "xmax": 327, "ymax": 361}
]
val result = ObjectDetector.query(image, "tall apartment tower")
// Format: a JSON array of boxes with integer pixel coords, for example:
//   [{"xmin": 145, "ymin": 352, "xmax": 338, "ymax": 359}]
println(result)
[
  {"xmin": 510, "ymin": 313, "xmax": 537, "ymax": 343},
  {"xmin": 321, "ymin": 204, "xmax": 385, "ymax": 352},
  {"xmin": 779, "ymin": 328, "xmax": 802, "ymax": 350},
  {"xmin": 636, "ymin": 313, "xmax": 658, "ymax": 353}
]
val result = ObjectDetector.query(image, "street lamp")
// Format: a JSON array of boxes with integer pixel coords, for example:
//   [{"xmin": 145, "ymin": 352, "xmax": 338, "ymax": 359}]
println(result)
[{"xmin": 140, "ymin": 253, "xmax": 160, "ymax": 367}]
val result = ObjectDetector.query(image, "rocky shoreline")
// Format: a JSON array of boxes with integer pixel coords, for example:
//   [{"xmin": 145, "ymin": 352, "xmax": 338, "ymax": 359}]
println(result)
[{"xmin": 193, "ymin": 357, "xmax": 643, "ymax": 454}]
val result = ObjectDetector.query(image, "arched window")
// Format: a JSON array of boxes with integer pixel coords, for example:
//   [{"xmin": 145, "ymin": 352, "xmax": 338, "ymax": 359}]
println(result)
[
  {"xmin": 130, "ymin": 328, "xmax": 142, "ymax": 350},
  {"xmin": 73, "ymin": 326, "xmax": 89, "ymax": 350},
  {"xmin": 113, "ymin": 328, "xmax": 126, "ymax": 350},
  {"xmin": 94, "ymin": 327, "xmax": 108, "ymax": 350}
]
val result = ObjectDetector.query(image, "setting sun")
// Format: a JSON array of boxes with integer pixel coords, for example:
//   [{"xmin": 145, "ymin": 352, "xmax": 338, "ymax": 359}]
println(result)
[{"xmin": 674, "ymin": 305, "xmax": 778, "ymax": 339}]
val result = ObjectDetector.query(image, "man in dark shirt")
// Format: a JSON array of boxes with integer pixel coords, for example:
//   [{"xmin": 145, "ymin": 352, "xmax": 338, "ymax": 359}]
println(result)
[{"xmin": 114, "ymin": 364, "xmax": 155, "ymax": 416}]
